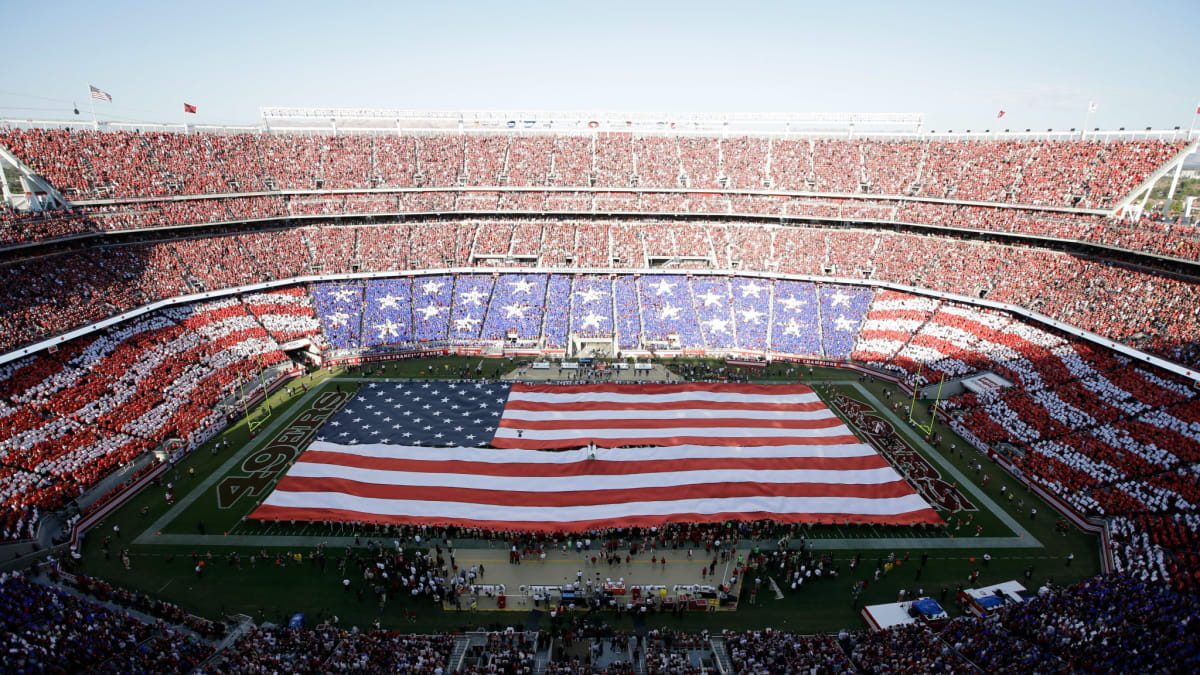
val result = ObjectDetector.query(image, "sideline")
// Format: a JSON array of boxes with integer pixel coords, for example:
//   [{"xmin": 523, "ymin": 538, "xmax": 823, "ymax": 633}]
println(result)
[
  {"xmin": 841, "ymin": 380, "xmax": 1040, "ymax": 546},
  {"xmin": 134, "ymin": 379, "xmax": 338, "ymax": 545}
]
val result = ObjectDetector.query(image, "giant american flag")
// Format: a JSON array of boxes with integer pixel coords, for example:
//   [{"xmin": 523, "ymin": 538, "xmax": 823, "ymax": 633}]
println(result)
[{"xmin": 250, "ymin": 381, "xmax": 940, "ymax": 531}]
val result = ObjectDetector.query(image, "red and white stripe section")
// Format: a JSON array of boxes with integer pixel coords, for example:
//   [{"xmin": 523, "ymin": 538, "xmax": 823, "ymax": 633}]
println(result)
[
  {"xmin": 251, "ymin": 443, "xmax": 941, "ymax": 532},
  {"xmin": 491, "ymin": 382, "xmax": 862, "ymax": 450}
]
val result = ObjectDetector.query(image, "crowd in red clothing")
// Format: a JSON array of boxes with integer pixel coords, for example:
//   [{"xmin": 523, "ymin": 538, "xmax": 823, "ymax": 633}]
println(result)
[
  {"xmin": 850, "ymin": 289, "xmax": 1200, "ymax": 588},
  {"xmin": 1, "ymin": 126, "xmax": 1183, "ymax": 202},
  {"xmin": 0, "ymin": 296, "xmax": 290, "ymax": 540}
]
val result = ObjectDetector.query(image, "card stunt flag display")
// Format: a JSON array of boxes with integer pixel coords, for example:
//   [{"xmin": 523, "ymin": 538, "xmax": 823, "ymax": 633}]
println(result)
[{"xmin": 250, "ymin": 382, "xmax": 940, "ymax": 532}]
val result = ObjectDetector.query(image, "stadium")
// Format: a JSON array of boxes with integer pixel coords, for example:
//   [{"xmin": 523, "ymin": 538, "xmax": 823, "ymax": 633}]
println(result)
[{"xmin": 2, "ymin": 6, "xmax": 1200, "ymax": 673}]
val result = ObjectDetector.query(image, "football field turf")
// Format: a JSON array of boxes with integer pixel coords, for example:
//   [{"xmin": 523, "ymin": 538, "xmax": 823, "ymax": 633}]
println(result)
[{"xmin": 72, "ymin": 358, "xmax": 1101, "ymax": 634}]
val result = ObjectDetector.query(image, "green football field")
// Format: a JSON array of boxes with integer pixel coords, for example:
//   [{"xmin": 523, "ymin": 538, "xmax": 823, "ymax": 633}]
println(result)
[{"xmin": 71, "ymin": 358, "xmax": 1101, "ymax": 634}]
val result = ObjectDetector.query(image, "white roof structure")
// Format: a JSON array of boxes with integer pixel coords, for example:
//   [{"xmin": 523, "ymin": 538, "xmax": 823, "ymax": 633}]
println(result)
[{"xmin": 258, "ymin": 108, "xmax": 926, "ymax": 134}]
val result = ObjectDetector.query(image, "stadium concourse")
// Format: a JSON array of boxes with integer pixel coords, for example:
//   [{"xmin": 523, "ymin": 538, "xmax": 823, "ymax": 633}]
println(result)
[{"xmin": 0, "ymin": 121, "xmax": 1199, "ymax": 670}]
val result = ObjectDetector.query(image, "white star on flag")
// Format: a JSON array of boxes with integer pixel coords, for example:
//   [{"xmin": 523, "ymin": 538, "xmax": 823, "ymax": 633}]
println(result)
[
  {"xmin": 830, "ymin": 290, "xmax": 851, "ymax": 308},
  {"xmin": 377, "ymin": 294, "xmax": 404, "ymax": 309},
  {"xmin": 659, "ymin": 304, "xmax": 681, "ymax": 320},
  {"xmin": 328, "ymin": 312, "xmax": 350, "ymax": 327},
  {"xmin": 375, "ymin": 321, "xmax": 401, "ymax": 338},
  {"xmin": 330, "ymin": 288, "xmax": 357, "ymax": 303},
  {"xmin": 509, "ymin": 278, "xmax": 535, "ymax": 294},
  {"xmin": 416, "ymin": 304, "xmax": 443, "ymax": 320},
  {"xmin": 739, "ymin": 308, "xmax": 764, "ymax": 324},
  {"xmin": 652, "ymin": 279, "xmax": 675, "ymax": 296},
  {"xmin": 459, "ymin": 289, "xmax": 487, "ymax": 306},
  {"xmin": 698, "ymin": 290, "xmax": 723, "ymax": 307},
  {"xmin": 504, "ymin": 304, "xmax": 525, "ymax": 319},
  {"xmin": 580, "ymin": 312, "xmax": 605, "ymax": 330},
  {"xmin": 421, "ymin": 280, "xmax": 444, "ymax": 295},
  {"xmin": 576, "ymin": 287, "xmax": 604, "ymax": 304},
  {"xmin": 783, "ymin": 318, "xmax": 803, "ymax": 337},
  {"xmin": 834, "ymin": 315, "xmax": 857, "ymax": 332},
  {"xmin": 706, "ymin": 318, "xmax": 731, "ymax": 333},
  {"xmin": 454, "ymin": 314, "xmax": 481, "ymax": 332},
  {"xmin": 741, "ymin": 282, "xmax": 765, "ymax": 298},
  {"xmin": 780, "ymin": 295, "xmax": 807, "ymax": 312}
]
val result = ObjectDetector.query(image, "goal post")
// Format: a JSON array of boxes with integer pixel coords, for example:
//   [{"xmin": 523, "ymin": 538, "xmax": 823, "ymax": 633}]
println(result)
[
  {"xmin": 907, "ymin": 363, "xmax": 945, "ymax": 436},
  {"xmin": 240, "ymin": 356, "xmax": 273, "ymax": 433}
]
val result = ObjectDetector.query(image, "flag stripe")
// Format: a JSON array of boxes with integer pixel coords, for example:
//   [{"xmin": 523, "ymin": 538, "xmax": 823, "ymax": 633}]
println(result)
[
  {"xmin": 250, "ymin": 505, "xmax": 941, "ymax": 532},
  {"xmin": 499, "ymin": 406, "xmax": 833, "ymax": 420},
  {"xmin": 306, "ymin": 442, "xmax": 880, "ymax": 463},
  {"xmin": 258, "ymin": 490, "xmax": 936, "ymax": 523},
  {"xmin": 498, "ymin": 416, "xmax": 847, "ymax": 431},
  {"xmin": 281, "ymin": 460, "xmax": 907, "ymax": 490},
  {"xmin": 271, "ymin": 476, "xmax": 923, "ymax": 506},
  {"xmin": 490, "ymin": 434, "xmax": 863, "ymax": 449},
  {"xmin": 296, "ymin": 449, "xmax": 892, "ymax": 476},
  {"xmin": 508, "ymin": 389, "xmax": 821, "ymax": 405}
]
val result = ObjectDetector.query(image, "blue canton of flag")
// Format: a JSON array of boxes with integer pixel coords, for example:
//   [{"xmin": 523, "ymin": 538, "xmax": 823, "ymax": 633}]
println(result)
[{"xmin": 316, "ymin": 381, "xmax": 513, "ymax": 447}]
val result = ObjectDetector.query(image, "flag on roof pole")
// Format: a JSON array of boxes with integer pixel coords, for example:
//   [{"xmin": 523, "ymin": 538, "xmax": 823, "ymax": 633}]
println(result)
[
  {"xmin": 997, "ymin": 110, "xmax": 1005, "ymax": 119},
  {"xmin": 184, "ymin": 103, "xmax": 197, "ymax": 114},
  {"xmin": 88, "ymin": 85, "xmax": 112, "ymax": 102},
  {"xmin": 1088, "ymin": 101, "xmax": 1097, "ymax": 113}
]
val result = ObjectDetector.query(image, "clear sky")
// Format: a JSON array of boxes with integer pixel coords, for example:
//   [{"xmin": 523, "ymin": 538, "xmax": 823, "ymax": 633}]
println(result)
[{"xmin": 2, "ymin": 0, "xmax": 1197, "ymax": 131}]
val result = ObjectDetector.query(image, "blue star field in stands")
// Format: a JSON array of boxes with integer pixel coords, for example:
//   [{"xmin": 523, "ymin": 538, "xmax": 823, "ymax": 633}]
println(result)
[{"xmin": 316, "ymin": 381, "xmax": 513, "ymax": 447}]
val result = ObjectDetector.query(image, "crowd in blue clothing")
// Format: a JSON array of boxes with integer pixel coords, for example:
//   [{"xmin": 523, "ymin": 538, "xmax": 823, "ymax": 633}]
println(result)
[
  {"xmin": 361, "ymin": 278, "xmax": 413, "ymax": 348},
  {"xmin": 310, "ymin": 283, "xmax": 365, "ymax": 350},
  {"xmin": 312, "ymin": 274, "xmax": 883, "ymax": 357},
  {"xmin": 0, "ymin": 572, "xmax": 212, "ymax": 674}
]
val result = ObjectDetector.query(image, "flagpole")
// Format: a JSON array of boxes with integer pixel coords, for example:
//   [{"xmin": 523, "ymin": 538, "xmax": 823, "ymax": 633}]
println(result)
[{"xmin": 88, "ymin": 85, "xmax": 97, "ymax": 129}]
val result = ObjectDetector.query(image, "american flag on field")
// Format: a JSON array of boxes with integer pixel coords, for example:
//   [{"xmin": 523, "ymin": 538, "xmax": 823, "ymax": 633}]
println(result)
[
  {"xmin": 250, "ymin": 382, "xmax": 940, "ymax": 531},
  {"xmin": 89, "ymin": 85, "xmax": 112, "ymax": 102},
  {"xmin": 315, "ymin": 381, "xmax": 510, "ymax": 447}
]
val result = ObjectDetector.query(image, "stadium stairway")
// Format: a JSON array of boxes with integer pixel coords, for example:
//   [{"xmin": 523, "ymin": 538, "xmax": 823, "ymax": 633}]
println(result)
[
  {"xmin": 447, "ymin": 634, "xmax": 471, "ymax": 671},
  {"xmin": 532, "ymin": 640, "xmax": 552, "ymax": 674},
  {"xmin": 708, "ymin": 636, "xmax": 733, "ymax": 674},
  {"xmin": 194, "ymin": 616, "xmax": 254, "ymax": 672}
]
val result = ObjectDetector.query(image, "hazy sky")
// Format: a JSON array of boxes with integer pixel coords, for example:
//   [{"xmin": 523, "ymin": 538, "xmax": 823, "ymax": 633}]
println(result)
[{"xmin": 2, "ymin": 0, "xmax": 1198, "ymax": 131}]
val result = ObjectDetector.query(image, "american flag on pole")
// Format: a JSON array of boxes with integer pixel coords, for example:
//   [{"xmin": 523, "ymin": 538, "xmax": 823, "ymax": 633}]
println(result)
[
  {"xmin": 89, "ymin": 85, "xmax": 112, "ymax": 103},
  {"xmin": 250, "ymin": 382, "xmax": 940, "ymax": 531}
]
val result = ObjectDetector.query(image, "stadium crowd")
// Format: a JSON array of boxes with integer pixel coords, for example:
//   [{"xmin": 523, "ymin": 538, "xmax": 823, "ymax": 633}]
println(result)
[
  {"xmin": 2, "ymin": 127, "xmax": 1197, "ymax": 268},
  {"xmin": 0, "ymin": 295, "xmax": 298, "ymax": 540},
  {"xmin": 4, "ymin": 567, "xmax": 1197, "ymax": 673}
]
